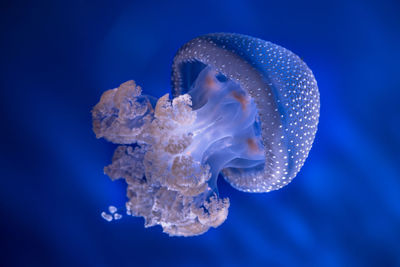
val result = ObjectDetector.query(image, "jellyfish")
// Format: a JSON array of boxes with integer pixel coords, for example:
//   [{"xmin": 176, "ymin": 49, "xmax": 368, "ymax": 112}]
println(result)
[{"xmin": 92, "ymin": 33, "xmax": 320, "ymax": 237}]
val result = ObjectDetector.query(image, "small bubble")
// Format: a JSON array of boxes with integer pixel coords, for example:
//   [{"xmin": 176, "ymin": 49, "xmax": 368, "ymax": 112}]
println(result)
[
  {"xmin": 108, "ymin": 205, "xmax": 117, "ymax": 214},
  {"xmin": 101, "ymin": 212, "xmax": 113, "ymax": 222}
]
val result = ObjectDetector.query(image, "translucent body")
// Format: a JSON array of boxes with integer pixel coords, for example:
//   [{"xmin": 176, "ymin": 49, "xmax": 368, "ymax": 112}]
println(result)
[
  {"xmin": 92, "ymin": 33, "xmax": 320, "ymax": 236},
  {"xmin": 172, "ymin": 33, "xmax": 320, "ymax": 192}
]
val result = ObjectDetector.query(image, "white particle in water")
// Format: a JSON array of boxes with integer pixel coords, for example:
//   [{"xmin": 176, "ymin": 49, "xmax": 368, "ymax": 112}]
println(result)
[
  {"xmin": 114, "ymin": 213, "xmax": 123, "ymax": 220},
  {"xmin": 101, "ymin": 211, "xmax": 113, "ymax": 222},
  {"xmin": 108, "ymin": 205, "xmax": 117, "ymax": 214}
]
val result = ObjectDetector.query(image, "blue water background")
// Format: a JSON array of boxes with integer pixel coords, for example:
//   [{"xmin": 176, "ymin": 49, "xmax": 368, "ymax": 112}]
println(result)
[{"xmin": 1, "ymin": 0, "xmax": 399, "ymax": 266}]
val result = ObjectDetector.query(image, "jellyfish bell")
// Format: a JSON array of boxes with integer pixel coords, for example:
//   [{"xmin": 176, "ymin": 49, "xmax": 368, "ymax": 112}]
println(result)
[
  {"xmin": 172, "ymin": 33, "xmax": 320, "ymax": 193},
  {"xmin": 91, "ymin": 33, "xmax": 320, "ymax": 236}
]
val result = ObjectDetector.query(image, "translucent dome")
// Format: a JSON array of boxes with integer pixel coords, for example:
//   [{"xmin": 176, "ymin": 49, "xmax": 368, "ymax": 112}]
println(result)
[{"xmin": 172, "ymin": 33, "xmax": 320, "ymax": 193}]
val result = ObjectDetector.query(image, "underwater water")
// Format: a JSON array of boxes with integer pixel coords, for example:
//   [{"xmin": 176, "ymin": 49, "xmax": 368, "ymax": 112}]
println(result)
[{"xmin": 1, "ymin": 0, "xmax": 400, "ymax": 266}]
